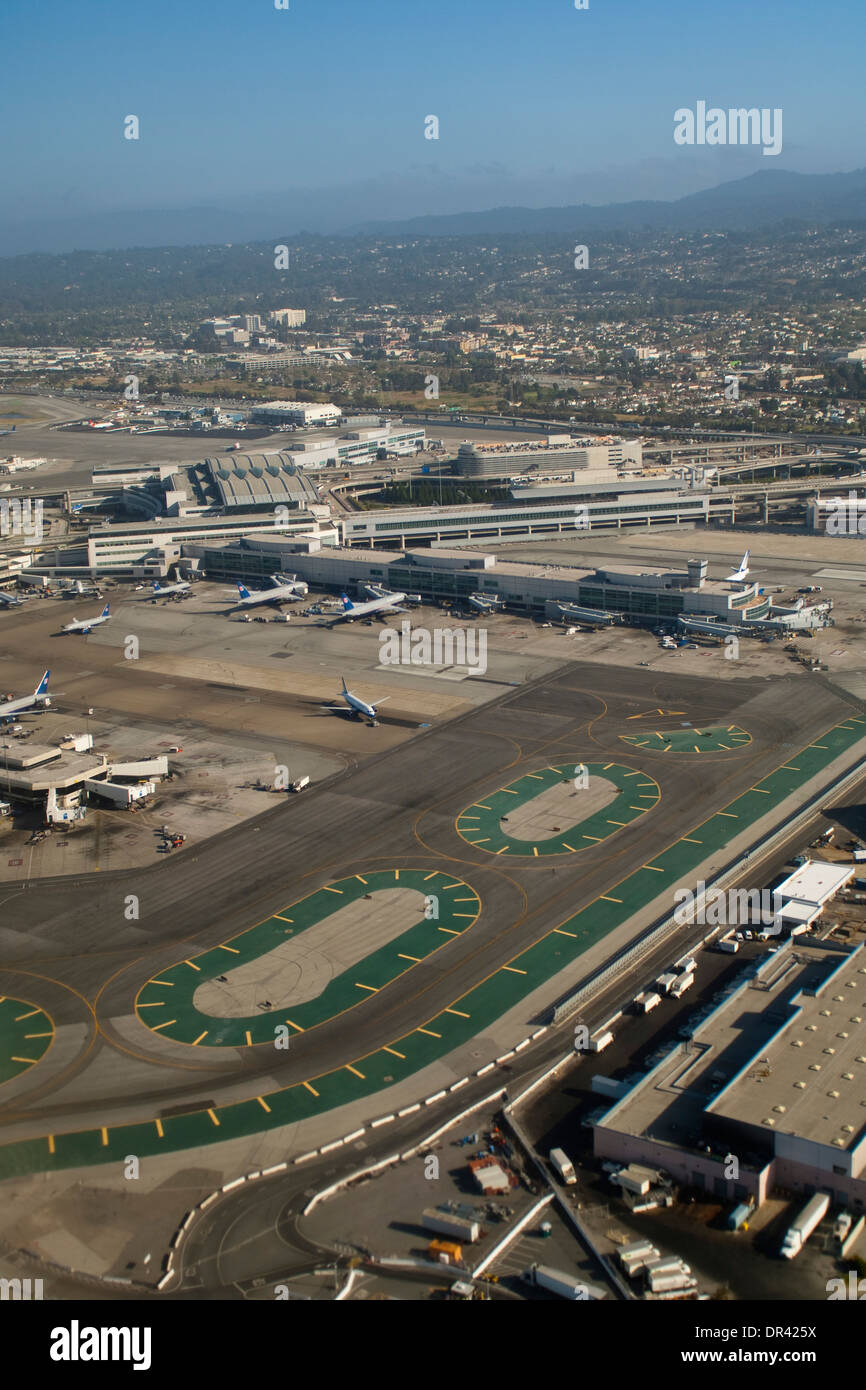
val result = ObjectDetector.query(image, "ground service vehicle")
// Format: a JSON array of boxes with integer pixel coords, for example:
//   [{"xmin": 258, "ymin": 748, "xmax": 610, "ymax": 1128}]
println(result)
[
  {"xmin": 717, "ymin": 937, "xmax": 739, "ymax": 953},
  {"xmin": 549, "ymin": 1148, "xmax": 577, "ymax": 1185},
  {"xmin": 781, "ymin": 1191, "xmax": 830, "ymax": 1258}
]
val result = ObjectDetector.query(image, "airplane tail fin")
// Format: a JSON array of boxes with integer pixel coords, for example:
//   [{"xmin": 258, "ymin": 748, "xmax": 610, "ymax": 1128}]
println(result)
[
  {"xmin": 341, "ymin": 594, "xmax": 353, "ymax": 610},
  {"xmin": 152, "ymin": 581, "xmax": 161, "ymax": 592},
  {"xmin": 341, "ymin": 676, "xmax": 349, "ymax": 694},
  {"xmin": 237, "ymin": 583, "xmax": 251, "ymax": 599},
  {"xmin": 35, "ymin": 670, "xmax": 50, "ymax": 696},
  {"xmin": 743, "ymin": 549, "xmax": 750, "ymax": 569},
  {"xmin": 102, "ymin": 604, "xmax": 110, "ymax": 617}
]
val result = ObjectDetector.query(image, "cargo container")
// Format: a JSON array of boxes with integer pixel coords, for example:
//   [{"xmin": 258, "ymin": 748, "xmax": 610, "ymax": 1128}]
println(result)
[
  {"xmin": 655, "ymin": 972, "xmax": 678, "ymax": 995},
  {"xmin": 549, "ymin": 1148, "xmax": 577, "ymax": 1185},
  {"xmin": 422, "ymin": 1209, "xmax": 481, "ymax": 1244},
  {"xmin": 633, "ymin": 990, "xmax": 661, "ymax": 1014},
  {"xmin": 669, "ymin": 971, "xmax": 695, "ymax": 999},
  {"xmin": 428, "ymin": 1239, "xmax": 463, "ymax": 1265},
  {"xmin": 717, "ymin": 937, "xmax": 739, "ymax": 953},
  {"xmin": 290, "ymin": 775, "xmax": 310, "ymax": 792},
  {"xmin": 676, "ymin": 956, "xmax": 697, "ymax": 975},
  {"xmin": 524, "ymin": 1264, "xmax": 604, "ymax": 1300},
  {"xmin": 781, "ymin": 1192, "xmax": 830, "ymax": 1258},
  {"xmin": 726, "ymin": 1202, "xmax": 751, "ymax": 1232},
  {"xmin": 587, "ymin": 1030, "xmax": 613, "ymax": 1052}
]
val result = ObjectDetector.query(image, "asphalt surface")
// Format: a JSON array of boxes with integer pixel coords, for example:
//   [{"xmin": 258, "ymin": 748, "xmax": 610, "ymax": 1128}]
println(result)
[{"xmin": 0, "ymin": 661, "xmax": 859, "ymax": 1167}]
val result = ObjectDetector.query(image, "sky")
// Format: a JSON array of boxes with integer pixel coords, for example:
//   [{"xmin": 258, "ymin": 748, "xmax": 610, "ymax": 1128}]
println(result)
[{"xmin": 1, "ymin": 0, "xmax": 864, "ymax": 249}]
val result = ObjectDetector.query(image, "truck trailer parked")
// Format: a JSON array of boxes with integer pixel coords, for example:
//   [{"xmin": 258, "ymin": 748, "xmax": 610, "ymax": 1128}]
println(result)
[
  {"xmin": 524, "ymin": 1265, "xmax": 606, "ymax": 1300},
  {"xmin": 669, "ymin": 970, "xmax": 695, "ymax": 998},
  {"xmin": 780, "ymin": 1192, "xmax": 830, "ymax": 1259},
  {"xmin": 549, "ymin": 1148, "xmax": 577, "ymax": 1185},
  {"xmin": 422, "ymin": 1209, "xmax": 481, "ymax": 1244}
]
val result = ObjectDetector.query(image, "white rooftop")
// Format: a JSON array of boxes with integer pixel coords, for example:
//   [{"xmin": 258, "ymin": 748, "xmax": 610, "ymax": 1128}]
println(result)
[{"xmin": 775, "ymin": 860, "xmax": 854, "ymax": 908}]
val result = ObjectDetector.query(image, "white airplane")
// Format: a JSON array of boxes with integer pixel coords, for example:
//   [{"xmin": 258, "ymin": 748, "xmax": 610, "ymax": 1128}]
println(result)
[
  {"xmin": 0, "ymin": 670, "xmax": 50, "ymax": 720},
  {"xmin": 150, "ymin": 579, "xmax": 190, "ymax": 597},
  {"xmin": 322, "ymin": 677, "xmax": 390, "ymax": 725},
  {"xmin": 233, "ymin": 576, "xmax": 308, "ymax": 609},
  {"xmin": 327, "ymin": 591, "xmax": 408, "ymax": 624},
  {"xmin": 0, "ymin": 590, "xmax": 24, "ymax": 608},
  {"xmin": 726, "ymin": 550, "xmax": 750, "ymax": 583},
  {"xmin": 61, "ymin": 603, "xmax": 111, "ymax": 634}
]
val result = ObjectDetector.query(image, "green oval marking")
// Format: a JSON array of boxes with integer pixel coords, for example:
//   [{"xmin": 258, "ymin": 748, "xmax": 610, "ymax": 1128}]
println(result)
[
  {"xmin": 135, "ymin": 868, "xmax": 481, "ymax": 1047},
  {"xmin": 456, "ymin": 763, "xmax": 660, "ymax": 856},
  {"xmin": 0, "ymin": 997, "xmax": 54, "ymax": 1085},
  {"xmin": 619, "ymin": 725, "xmax": 751, "ymax": 754}
]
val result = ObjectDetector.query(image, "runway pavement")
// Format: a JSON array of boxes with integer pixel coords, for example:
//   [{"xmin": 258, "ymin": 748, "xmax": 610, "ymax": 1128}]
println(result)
[{"xmin": 0, "ymin": 661, "xmax": 863, "ymax": 1177}]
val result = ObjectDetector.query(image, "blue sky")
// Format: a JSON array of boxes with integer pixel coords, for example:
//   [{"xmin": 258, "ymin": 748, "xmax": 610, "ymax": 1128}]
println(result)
[{"xmin": 1, "ymin": 0, "xmax": 863, "ymax": 236}]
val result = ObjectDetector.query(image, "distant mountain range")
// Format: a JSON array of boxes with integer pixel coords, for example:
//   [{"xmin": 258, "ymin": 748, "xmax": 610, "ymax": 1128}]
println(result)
[
  {"xmin": 3, "ymin": 168, "xmax": 866, "ymax": 257},
  {"xmin": 350, "ymin": 169, "xmax": 866, "ymax": 237}
]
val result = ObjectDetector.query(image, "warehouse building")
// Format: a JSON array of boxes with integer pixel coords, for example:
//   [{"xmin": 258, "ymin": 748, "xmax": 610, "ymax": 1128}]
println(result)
[
  {"xmin": 248, "ymin": 401, "xmax": 342, "ymax": 427},
  {"xmin": 593, "ymin": 942, "xmax": 866, "ymax": 1210}
]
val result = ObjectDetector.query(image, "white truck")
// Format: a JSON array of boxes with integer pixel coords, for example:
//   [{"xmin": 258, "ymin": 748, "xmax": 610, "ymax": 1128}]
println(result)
[
  {"xmin": 781, "ymin": 1192, "xmax": 830, "ymax": 1259},
  {"xmin": 549, "ymin": 1147, "xmax": 577, "ymax": 1185},
  {"xmin": 655, "ymin": 972, "xmax": 679, "ymax": 995},
  {"xmin": 669, "ymin": 970, "xmax": 695, "ymax": 999},
  {"xmin": 717, "ymin": 937, "xmax": 739, "ymax": 953},
  {"xmin": 289, "ymin": 775, "xmax": 310, "ymax": 792},
  {"xmin": 587, "ymin": 1030, "xmax": 613, "ymax": 1052},
  {"xmin": 524, "ymin": 1265, "xmax": 605, "ymax": 1301},
  {"xmin": 633, "ymin": 990, "xmax": 661, "ymax": 1014}
]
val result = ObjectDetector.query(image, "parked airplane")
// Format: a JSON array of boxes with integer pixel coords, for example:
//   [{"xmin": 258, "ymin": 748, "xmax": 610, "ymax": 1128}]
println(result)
[
  {"xmin": 233, "ymin": 575, "xmax": 308, "ymax": 609},
  {"xmin": 327, "ymin": 591, "xmax": 408, "ymax": 624},
  {"xmin": 0, "ymin": 590, "xmax": 24, "ymax": 607},
  {"xmin": 322, "ymin": 677, "xmax": 389, "ymax": 725},
  {"xmin": 61, "ymin": 603, "xmax": 110, "ymax": 634},
  {"xmin": 0, "ymin": 670, "xmax": 50, "ymax": 720},
  {"xmin": 726, "ymin": 550, "xmax": 750, "ymax": 583},
  {"xmin": 60, "ymin": 579, "xmax": 102, "ymax": 599},
  {"xmin": 150, "ymin": 579, "xmax": 190, "ymax": 597}
]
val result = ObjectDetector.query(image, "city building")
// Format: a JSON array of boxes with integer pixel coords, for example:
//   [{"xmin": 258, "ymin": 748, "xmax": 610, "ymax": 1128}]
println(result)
[{"xmin": 269, "ymin": 308, "xmax": 307, "ymax": 328}]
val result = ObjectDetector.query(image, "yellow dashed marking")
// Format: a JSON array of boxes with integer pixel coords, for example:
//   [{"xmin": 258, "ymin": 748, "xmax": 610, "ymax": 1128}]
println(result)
[
  {"xmin": 257, "ymin": 1096, "xmax": 272, "ymax": 1113},
  {"xmin": 100, "ymin": 1127, "xmax": 109, "ymax": 1147},
  {"xmin": 184, "ymin": 960, "xmax": 201, "ymax": 972},
  {"xmin": 151, "ymin": 1019, "xmax": 176, "ymax": 1031},
  {"xmin": 346, "ymin": 1064, "xmax": 365, "ymax": 1079},
  {"xmin": 502, "ymin": 966, "xmax": 527, "ymax": 975},
  {"xmin": 600, "ymin": 895, "xmax": 623, "ymax": 903},
  {"xmin": 218, "ymin": 945, "xmax": 240, "ymax": 954},
  {"xmin": 398, "ymin": 953, "xmax": 421, "ymax": 963},
  {"xmin": 355, "ymin": 982, "xmax": 378, "ymax": 993},
  {"xmin": 445, "ymin": 1008, "xmax": 470, "ymax": 1018},
  {"xmin": 554, "ymin": 928, "xmax": 577, "ymax": 938},
  {"xmin": 155, "ymin": 1119, "xmax": 164, "ymax": 1139},
  {"xmin": 207, "ymin": 1110, "xmax": 220, "ymax": 1127},
  {"xmin": 383, "ymin": 1045, "xmax": 405, "ymax": 1059},
  {"xmin": 302, "ymin": 1081, "xmax": 319, "ymax": 1097},
  {"xmin": 417, "ymin": 1027, "xmax": 441, "ymax": 1038},
  {"xmin": 192, "ymin": 1031, "xmax": 208, "ymax": 1046}
]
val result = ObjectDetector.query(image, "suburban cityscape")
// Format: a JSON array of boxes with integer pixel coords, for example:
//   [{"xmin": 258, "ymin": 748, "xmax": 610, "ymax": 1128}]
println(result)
[{"xmin": 0, "ymin": 0, "xmax": 863, "ymax": 1365}]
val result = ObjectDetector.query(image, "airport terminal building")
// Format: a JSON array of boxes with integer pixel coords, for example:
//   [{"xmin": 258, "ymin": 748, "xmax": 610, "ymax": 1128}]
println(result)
[{"xmin": 182, "ymin": 536, "xmax": 774, "ymax": 624}]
